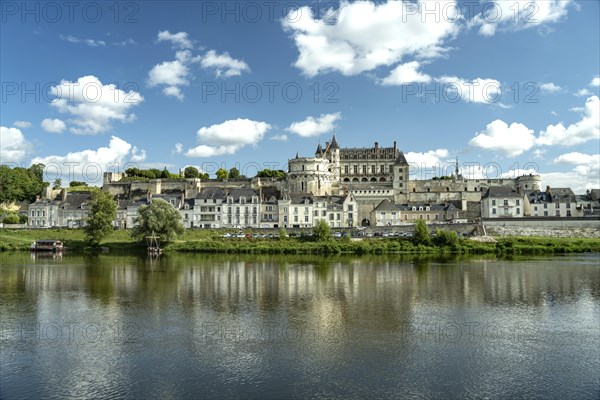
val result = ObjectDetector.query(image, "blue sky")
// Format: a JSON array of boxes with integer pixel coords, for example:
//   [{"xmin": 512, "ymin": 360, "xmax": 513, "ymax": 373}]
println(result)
[{"xmin": 1, "ymin": 0, "xmax": 598, "ymax": 192}]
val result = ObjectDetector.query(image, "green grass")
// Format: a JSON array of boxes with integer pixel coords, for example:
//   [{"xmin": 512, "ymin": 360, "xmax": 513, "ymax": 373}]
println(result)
[{"xmin": 1, "ymin": 229, "xmax": 599, "ymax": 255}]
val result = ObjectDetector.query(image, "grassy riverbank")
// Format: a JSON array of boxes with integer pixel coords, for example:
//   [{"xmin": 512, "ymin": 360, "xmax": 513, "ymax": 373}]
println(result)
[{"xmin": 1, "ymin": 228, "xmax": 599, "ymax": 255}]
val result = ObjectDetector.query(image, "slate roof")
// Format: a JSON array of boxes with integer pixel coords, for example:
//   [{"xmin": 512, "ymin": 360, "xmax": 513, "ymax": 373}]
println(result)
[{"xmin": 482, "ymin": 186, "xmax": 522, "ymax": 199}]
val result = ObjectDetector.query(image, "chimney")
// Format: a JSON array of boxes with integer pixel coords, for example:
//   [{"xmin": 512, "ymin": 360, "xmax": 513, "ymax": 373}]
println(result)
[
  {"xmin": 181, "ymin": 190, "xmax": 186, "ymax": 208},
  {"xmin": 374, "ymin": 142, "xmax": 379, "ymax": 149},
  {"xmin": 546, "ymin": 185, "xmax": 551, "ymax": 193},
  {"xmin": 393, "ymin": 141, "xmax": 397, "ymax": 151},
  {"xmin": 35, "ymin": 195, "xmax": 40, "ymax": 201}
]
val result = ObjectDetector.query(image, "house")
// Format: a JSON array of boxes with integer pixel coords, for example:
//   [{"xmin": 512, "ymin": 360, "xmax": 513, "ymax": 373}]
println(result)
[
  {"xmin": 189, "ymin": 187, "xmax": 225, "ymax": 229},
  {"xmin": 222, "ymin": 188, "xmax": 260, "ymax": 228},
  {"xmin": 481, "ymin": 187, "xmax": 525, "ymax": 218},
  {"xmin": 525, "ymin": 186, "xmax": 580, "ymax": 217},
  {"xmin": 576, "ymin": 189, "xmax": 600, "ymax": 217},
  {"xmin": 371, "ymin": 200, "xmax": 465, "ymax": 226}
]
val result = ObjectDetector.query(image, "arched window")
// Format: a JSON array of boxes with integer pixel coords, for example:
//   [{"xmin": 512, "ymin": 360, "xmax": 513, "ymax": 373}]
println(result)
[
  {"xmin": 361, "ymin": 177, "xmax": 368, "ymax": 182},
  {"xmin": 343, "ymin": 178, "xmax": 350, "ymax": 182},
  {"xmin": 370, "ymin": 177, "xmax": 377, "ymax": 182}
]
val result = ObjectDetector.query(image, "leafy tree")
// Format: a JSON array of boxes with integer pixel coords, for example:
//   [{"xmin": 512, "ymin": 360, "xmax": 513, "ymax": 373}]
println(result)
[
  {"xmin": 84, "ymin": 191, "xmax": 117, "ymax": 247},
  {"xmin": 0, "ymin": 164, "xmax": 47, "ymax": 203},
  {"xmin": 216, "ymin": 168, "xmax": 229, "ymax": 180},
  {"xmin": 228, "ymin": 167, "xmax": 240, "ymax": 179},
  {"xmin": 2, "ymin": 214, "xmax": 20, "ymax": 224},
  {"xmin": 256, "ymin": 169, "xmax": 286, "ymax": 179},
  {"xmin": 278, "ymin": 227, "xmax": 288, "ymax": 240},
  {"xmin": 160, "ymin": 167, "xmax": 170, "ymax": 179},
  {"xmin": 199, "ymin": 172, "xmax": 210, "ymax": 180},
  {"xmin": 184, "ymin": 166, "xmax": 199, "ymax": 179},
  {"xmin": 412, "ymin": 219, "xmax": 431, "ymax": 246},
  {"xmin": 433, "ymin": 228, "xmax": 459, "ymax": 248},
  {"xmin": 19, "ymin": 214, "xmax": 28, "ymax": 224},
  {"xmin": 52, "ymin": 178, "xmax": 62, "ymax": 190},
  {"xmin": 133, "ymin": 198, "xmax": 184, "ymax": 242},
  {"xmin": 313, "ymin": 220, "xmax": 332, "ymax": 241},
  {"xmin": 69, "ymin": 181, "xmax": 88, "ymax": 187}
]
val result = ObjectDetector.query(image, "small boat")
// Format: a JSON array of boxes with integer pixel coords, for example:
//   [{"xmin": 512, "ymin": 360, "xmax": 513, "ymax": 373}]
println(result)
[{"xmin": 31, "ymin": 240, "xmax": 64, "ymax": 252}]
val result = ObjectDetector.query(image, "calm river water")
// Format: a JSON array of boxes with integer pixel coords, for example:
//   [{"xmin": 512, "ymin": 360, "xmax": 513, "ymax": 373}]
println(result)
[{"xmin": 1, "ymin": 252, "xmax": 599, "ymax": 399}]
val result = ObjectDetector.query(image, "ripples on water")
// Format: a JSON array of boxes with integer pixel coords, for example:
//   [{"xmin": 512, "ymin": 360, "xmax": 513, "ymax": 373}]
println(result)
[{"xmin": 1, "ymin": 253, "xmax": 599, "ymax": 399}]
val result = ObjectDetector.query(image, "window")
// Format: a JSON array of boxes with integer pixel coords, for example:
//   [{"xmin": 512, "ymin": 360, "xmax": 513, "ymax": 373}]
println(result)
[
  {"xmin": 353, "ymin": 165, "xmax": 358, "ymax": 174},
  {"xmin": 329, "ymin": 213, "xmax": 334, "ymax": 221},
  {"xmin": 492, "ymin": 208, "xmax": 496, "ymax": 215},
  {"xmin": 348, "ymin": 205, "xmax": 353, "ymax": 211},
  {"xmin": 544, "ymin": 204, "xmax": 547, "ymax": 209},
  {"xmin": 294, "ymin": 215, "xmax": 298, "ymax": 222},
  {"xmin": 516, "ymin": 199, "xmax": 520, "ymax": 205},
  {"xmin": 534, "ymin": 206, "xmax": 538, "ymax": 211},
  {"xmin": 380, "ymin": 165, "xmax": 385, "ymax": 174},
  {"xmin": 371, "ymin": 165, "xmax": 376, "ymax": 174},
  {"xmin": 516, "ymin": 208, "xmax": 520, "ymax": 214},
  {"xmin": 503, "ymin": 200, "xmax": 508, "ymax": 206},
  {"xmin": 337, "ymin": 213, "xmax": 341, "ymax": 220},
  {"xmin": 555, "ymin": 210, "xmax": 560, "ymax": 216},
  {"xmin": 344, "ymin": 166, "xmax": 349, "ymax": 174},
  {"xmin": 544, "ymin": 211, "xmax": 548, "ymax": 216},
  {"xmin": 305, "ymin": 215, "xmax": 309, "ymax": 222},
  {"xmin": 566, "ymin": 203, "xmax": 570, "ymax": 209},
  {"xmin": 294, "ymin": 207, "xmax": 298, "ymax": 214},
  {"xmin": 567, "ymin": 210, "xmax": 571, "ymax": 217},
  {"xmin": 492, "ymin": 200, "xmax": 496, "ymax": 206},
  {"xmin": 362, "ymin": 165, "xmax": 367, "ymax": 174}
]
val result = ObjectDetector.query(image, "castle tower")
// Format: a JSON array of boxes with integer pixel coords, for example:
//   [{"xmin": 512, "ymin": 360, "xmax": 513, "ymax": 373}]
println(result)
[
  {"xmin": 329, "ymin": 134, "xmax": 340, "ymax": 182},
  {"xmin": 516, "ymin": 174, "xmax": 542, "ymax": 192}
]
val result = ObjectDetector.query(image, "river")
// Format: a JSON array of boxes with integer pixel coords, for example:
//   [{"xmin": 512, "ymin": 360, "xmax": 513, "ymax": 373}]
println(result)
[{"xmin": 1, "ymin": 253, "xmax": 599, "ymax": 399}]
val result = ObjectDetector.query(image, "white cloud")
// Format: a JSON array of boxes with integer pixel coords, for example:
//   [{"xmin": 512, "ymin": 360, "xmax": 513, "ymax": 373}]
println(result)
[
  {"xmin": 540, "ymin": 82, "xmax": 562, "ymax": 93},
  {"xmin": 200, "ymin": 50, "xmax": 250, "ymax": 78},
  {"xmin": 113, "ymin": 38, "xmax": 137, "ymax": 46},
  {"xmin": 470, "ymin": 0, "xmax": 573, "ymax": 36},
  {"xmin": 381, "ymin": 61, "xmax": 432, "ymax": 86},
  {"xmin": 270, "ymin": 134, "xmax": 289, "ymax": 142},
  {"xmin": 591, "ymin": 76, "xmax": 600, "ymax": 87},
  {"xmin": 30, "ymin": 136, "xmax": 144, "ymax": 184},
  {"xmin": 59, "ymin": 34, "xmax": 106, "ymax": 46},
  {"xmin": 131, "ymin": 146, "xmax": 147, "ymax": 162},
  {"xmin": 554, "ymin": 152, "xmax": 598, "ymax": 165},
  {"xmin": 13, "ymin": 121, "xmax": 31, "ymax": 129},
  {"xmin": 49, "ymin": 75, "xmax": 143, "ymax": 135},
  {"xmin": 537, "ymin": 96, "xmax": 599, "ymax": 146},
  {"xmin": 41, "ymin": 118, "xmax": 66, "ymax": 133},
  {"xmin": 281, "ymin": 0, "xmax": 460, "ymax": 77},
  {"xmin": 543, "ymin": 153, "xmax": 599, "ymax": 193},
  {"xmin": 186, "ymin": 119, "xmax": 272, "ymax": 157},
  {"xmin": 286, "ymin": 112, "xmax": 341, "ymax": 137},
  {"xmin": 436, "ymin": 76, "xmax": 502, "ymax": 104},
  {"xmin": 157, "ymin": 30, "xmax": 192, "ymax": 49},
  {"xmin": 469, "ymin": 120, "xmax": 536, "ymax": 156},
  {"xmin": 172, "ymin": 143, "xmax": 183, "ymax": 154},
  {"xmin": 575, "ymin": 88, "xmax": 591, "ymax": 97},
  {"xmin": 405, "ymin": 149, "xmax": 450, "ymax": 171},
  {"xmin": 148, "ymin": 60, "xmax": 189, "ymax": 86},
  {"xmin": 1, "ymin": 126, "xmax": 32, "ymax": 162}
]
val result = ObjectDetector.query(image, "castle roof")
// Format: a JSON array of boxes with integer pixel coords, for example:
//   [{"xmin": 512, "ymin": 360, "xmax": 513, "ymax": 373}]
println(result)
[{"xmin": 330, "ymin": 134, "xmax": 339, "ymax": 149}]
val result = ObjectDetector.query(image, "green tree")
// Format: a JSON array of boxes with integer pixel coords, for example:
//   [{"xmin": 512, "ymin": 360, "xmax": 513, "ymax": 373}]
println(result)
[
  {"xmin": 184, "ymin": 166, "xmax": 199, "ymax": 179},
  {"xmin": 412, "ymin": 219, "xmax": 431, "ymax": 246},
  {"xmin": 84, "ymin": 191, "xmax": 117, "ymax": 247},
  {"xmin": 160, "ymin": 167, "xmax": 170, "ymax": 179},
  {"xmin": 133, "ymin": 198, "xmax": 184, "ymax": 242},
  {"xmin": 216, "ymin": 168, "xmax": 229, "ymax": 180},
  {"xmin": 278, "ymin": 227, "xmax": 288, "ymax": 240},
  {"xmin": 313, "ymin": 220, "xmax": 332, "ymax": 241},
  {"xmin": 69, "ymin": 181, "xmax": 88, "ymax": 187},
  {"xmin": 228, "ymin": 167, "xmax": 240, "ymax": 179},
  {"xmin": 433, "ymin": 228, "xmax": 459, "ymax": 248},
  {"xmin": 256, "ymin": 169, "xmax": 286, "ymax": 179},
  {"xmin": 0, "ymin": 164, "xmax": 47, "ymax": 203},
  {"xmin": 52, "ymin": 178, "xmax": 62, "ymax": 190},
  {"xmin": 199, "ymin": 172, "xmax": 210, "ymax": 179},
  {"xmin": 2, "ymin": 214, "xmax": 20, "ymax": 224}
]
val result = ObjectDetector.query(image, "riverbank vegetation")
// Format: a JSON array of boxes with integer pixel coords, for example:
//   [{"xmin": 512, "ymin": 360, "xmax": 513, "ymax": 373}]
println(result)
[{"xmin": 2, "ymin": 228, "xmax": 599, "ymax": 255}]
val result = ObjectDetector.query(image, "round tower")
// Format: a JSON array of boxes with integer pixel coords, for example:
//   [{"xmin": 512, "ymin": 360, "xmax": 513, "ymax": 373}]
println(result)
[{"xmin": 516, "ymin": 174, "xmax": 542, "ymax": 192}]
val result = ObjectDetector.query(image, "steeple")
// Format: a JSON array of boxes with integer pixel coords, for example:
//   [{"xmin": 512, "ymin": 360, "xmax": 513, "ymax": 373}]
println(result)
[
  {"xmin": 330, "ymin": 133, "xmax": 339, "ymax": 149},
  {"xmin": 315, "ymin": 143, "xmax": 323, "ymax": 156},
  {"xmin": 295, "ymin": 152, "xmax": 299, "ymax": 159}
]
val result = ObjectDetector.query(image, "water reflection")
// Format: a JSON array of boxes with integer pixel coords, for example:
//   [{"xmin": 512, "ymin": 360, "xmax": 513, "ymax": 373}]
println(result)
[{"xmin": 1, "ymin": 253, "xmax": 599, "ymax": 399}]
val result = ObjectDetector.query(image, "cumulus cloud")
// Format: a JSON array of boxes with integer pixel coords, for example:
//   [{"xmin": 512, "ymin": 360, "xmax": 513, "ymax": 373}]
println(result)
[
  {"xmin": 59, "ymin": 34, "xmax": 106, "ymax": 47},
  {"xmin": 286, "ymin": 112, "xmax": 341, "ymax": 137},
  {"xmin": 591, "ymin": 76, "xmax": 600, "ymax": 87},
  {"xmin": 539, "ymin": 82, "xmax": 562, "ymax": 93},
  {"xmin": 41, "ymin": 118, "xmax": 66, "ymax": 133},
  {"xmin": 13, "ymin": 121, "xmax": 31, "ymax": 129},
  {"xmin": 281, "ymin": 0, "xmax": 459, "ymax": 77},
  {"xmin": 1, "ymin": 126, "xmax": 32, "ymax": 162},
  {"xmin": 157, "ymin": 30, "xmax": 193, "ymax": 49},
  {"xmin": 469, "ymin": 120, "xmax": 536, "ymax": 156},
  {"xmin": 200, "ymin": 50, "xmax": 250, "ymax": 78},
  {"xmin": 405, "ymin": 149, "xmax": 450, "ymax": 175},
  {"xmin": 172, "ymin": 143, "xmax": 183, "ymax": 154},
  {"xmin": 542, "ymin": 152, "xmax": 600, "ymax": 193},
  {"xmin": 470, "ymin": 0, "xmax": 573, "ymax": 36},
  {"xmin": 186, "ymin": 119, "xmax": 271, "ymax": 157},
  {"xmin": 149, "ymin": 32, "xmax": 248, "ymax": 100},
  {"xmin": 436, "ymin": 76, "xmax": 503, "ymax": 105},
  {"xmin": 537, "ymin": 96, "xmax": 599, "ymax": 146},
  {"xmin": 30, "ymin": 136, "xmax": 145, "ymax": 184},
  {"xmin": 131, "ymin": 146, "xmax": 147, "ymax": 162},
  {"xmin": 49, "ymin": 75, "xmax": 143, "ymax": 135},
  {"xmin": 381, "ymin": 61, "xmax": 432, "ymax": 86}
]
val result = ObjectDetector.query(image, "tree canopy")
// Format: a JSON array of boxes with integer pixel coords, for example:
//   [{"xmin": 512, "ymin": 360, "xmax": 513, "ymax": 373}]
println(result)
[
  {"xmin": 0, "ymin": 164, "xmax": 47, "ymax": 203},
  {"xmin": 412, "ymin": 220, "xmax": 431, "ymax": 246},
  {"xmin": 313, "ymin": 220, "xmax": 332, "ymax": 241},
  {"xmin": 84, "ymin": 191, "xmax": 117, "ymax": 247},
  {"xmin": 216, "ymin": 168, "xmax": 229, "ymax": 180},
  {"xmin": 228, "ymin": 167, "xmax": 240, "ymax": 179},
  {"xmin": 133, "ymin": 198, "xmax": 184, "ymax": 242},
  {"xmin": 256, "ymin": 169, "xmax": 286, "ymax": 179}
]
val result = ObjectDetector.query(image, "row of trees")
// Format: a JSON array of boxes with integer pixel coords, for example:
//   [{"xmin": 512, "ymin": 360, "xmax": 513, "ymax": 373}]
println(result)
[{"xmin": 0, "ymin": 164, "xmax": 47, "ymax": 204}]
